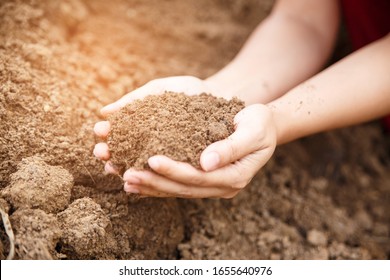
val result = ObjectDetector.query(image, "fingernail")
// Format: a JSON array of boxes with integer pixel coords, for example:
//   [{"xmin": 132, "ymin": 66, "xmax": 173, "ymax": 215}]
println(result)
[
  {"xmin": 93, "ymin": 142, "xmax": 110, "ymax": 160},
  {"xmin": 124, "ymin": 182, "xmax": 140, "ymax": 194},
  {"xmin": 126, "ymin": 176, "xmax": 141, "ymax": 185},
  {"xmin": 94, "ymin": 121, "xmax": 110, "ymax": 136},
  {"xmin": 201, "ymin": 151, "xmax": 220, "ymax": 171},
  {"xmin": 93, "ymin": 145, "xmax": 99, "ymax": 157},
  {"xmin": 104, "ymin": 162, "xmax": 118, "ymax": 174},
  {"xmin": 148, "ymin": 157, "xmax": 160, "ymax": 170}
]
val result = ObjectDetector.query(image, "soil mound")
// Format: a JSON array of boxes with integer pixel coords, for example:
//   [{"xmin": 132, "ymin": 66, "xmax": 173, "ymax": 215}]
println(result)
[
  {"xmin": 108, "ymin": 92, "xmax": 244, "ymax": 171},
  {"xmin": 57, "ymin": 197, "xmax": 117, "ymax": 259},
  {"xmin": 2, "ymin": 157, "xmax": 73, "ymax": 213},
  {"xmin": 10, "ymin": 208, "xmax": 61, "ymax": 260}
]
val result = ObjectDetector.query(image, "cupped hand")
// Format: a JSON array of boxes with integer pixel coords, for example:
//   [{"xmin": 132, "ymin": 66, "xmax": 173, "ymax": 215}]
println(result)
[
  {"xmin": 93, "ymin": 75, "xmax": 227, "ymax": 171},
  {"xmin": 99, "ymin": 75, "xmax": 226, "ymax": 116},
  {"xmin": 95, "ymin": 105, "xmax": 277, "ymax": 198},
  {"xmin": 93, "ymin": 76, "xmax": 277, "ymax": 198}
]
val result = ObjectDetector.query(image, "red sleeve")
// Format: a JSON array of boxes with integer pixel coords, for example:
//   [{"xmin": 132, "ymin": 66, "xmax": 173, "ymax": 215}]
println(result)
[{"xmin": 340, "ymin": 0, "xmax": 390, "ymax": 50}]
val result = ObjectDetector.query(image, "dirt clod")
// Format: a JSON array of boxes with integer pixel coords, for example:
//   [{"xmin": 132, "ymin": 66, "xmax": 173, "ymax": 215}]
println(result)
[
  {"xmin": 108, "ymin": 92, "xmax": 244, "ymax": 172},
  {"xmin": 57, "ymin": 197, "xmax": 117, "ymax": 259},
  {"xmin": 10, "ymin": 209, "xmax": 61, "ymax": 260},
  {"xmin": 2, "ymin": 157, "xmax": 73, "ymax": 213}
]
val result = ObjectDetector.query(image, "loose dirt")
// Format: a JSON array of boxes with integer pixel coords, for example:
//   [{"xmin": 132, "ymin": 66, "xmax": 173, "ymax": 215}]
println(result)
[
  {"xmin": 108, "ymin": 92, "xmax": 244, "ymax": 171},
  {"xmin": 0, "ymin": 0, "xmax": 389, "ymax": 260}
]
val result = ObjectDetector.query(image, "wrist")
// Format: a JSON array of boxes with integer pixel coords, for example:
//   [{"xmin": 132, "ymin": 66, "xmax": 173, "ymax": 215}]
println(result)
[
  {"xmin": 204, "ymin": 69, "xmax": 242, "ymax": 101},
  {"xmin": 267, "ymin": 101, "xmax": 294, "ymax": 145},
  {"xmin": 206, "ymin": 70, "xmax": 276, "ymax": 105}
]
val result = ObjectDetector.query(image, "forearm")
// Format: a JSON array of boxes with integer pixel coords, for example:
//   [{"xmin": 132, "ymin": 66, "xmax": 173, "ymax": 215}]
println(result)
[
  {"xmin": 269, "ymin": 34, "xmax": 390, "ymax": 145},
  {"xmin": 206, "ymin": 0, "xmax": 339, "ymax": 105}
]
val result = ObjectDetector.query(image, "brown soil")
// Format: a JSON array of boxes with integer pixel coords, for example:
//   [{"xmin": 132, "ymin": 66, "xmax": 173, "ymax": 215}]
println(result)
[
  {"xmin": 10, "ymin": 208, "xmax": 61, "ymax": 260},
  {"xmin": 57, "ymin": 197, "xmax": 117, "ymax": 259},
  {"xmin": 2, "ymin": 156, "xmax": 73, "ymax": 213},
  {"xmin": 108, "ymin": 92, "xmax": 244, "ymax": 171},
  {"xmin": 0, "ymin": 0, "xmax": 389, "ymax": 260}
]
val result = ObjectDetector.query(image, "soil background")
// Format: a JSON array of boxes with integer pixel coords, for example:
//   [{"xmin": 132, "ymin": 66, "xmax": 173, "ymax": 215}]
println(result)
[{"xmin": 0, "ymin": 0, "xmax": 389, "ymax": 260}]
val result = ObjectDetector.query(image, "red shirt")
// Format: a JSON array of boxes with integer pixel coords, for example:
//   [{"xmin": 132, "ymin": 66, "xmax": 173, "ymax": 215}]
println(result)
[
  {"xmin": 341, "ymin": 0, "xmax": 390, "ymax": 50},
  {"xmin": 340, "ymin": 0, "xmax": 390, "ymax": 130}
]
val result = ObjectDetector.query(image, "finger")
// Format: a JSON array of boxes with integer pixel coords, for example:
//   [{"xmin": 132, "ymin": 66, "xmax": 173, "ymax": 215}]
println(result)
[
  {"xmin": 147, "ymin": 156, "xmax": 209, "ymax": 187},
  {"xmin": 123, "ymin": 169, "xmax": 194, "ymax": 196},
  {"xmin": 93, "ymin": 142, "xmax": 110, "ymax": 160},
  {"xmin": 147, "ymin": 155, "xmax": 250, "ymax": 191},
  {"xmin": 104, "ymin": 161, "xmax": 119, "ymax": 174},
  {"xmin": 94, "ymin": 121, "xmax": 110, "ymax": 138},
  {"xmin": 123, "ymin": 168, "xmax": 231, "ymax": 198},
  {"xmin": 100, "ymin": 82, "xmax": 163, "ymax": 116},
  {"xmin": 200, "ymin": 105, "xmax": 266, "ymax": 171},
  {"xmin": 124, "ymin": 182, "xmax": 173, "ymax": 198}
]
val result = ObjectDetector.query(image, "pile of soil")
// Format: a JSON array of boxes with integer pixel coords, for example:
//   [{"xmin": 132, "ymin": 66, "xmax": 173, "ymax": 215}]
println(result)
[
  {"xmin": 108, "ymin": 92, "xmax": 244, "ymax": 171},
  {"xmin": 2, "ymin": 156, "xmax": 73, "ymax": 213},
  {"xmin": 0, "ymin": 0, "xmax": 389, "ymax": 260}
]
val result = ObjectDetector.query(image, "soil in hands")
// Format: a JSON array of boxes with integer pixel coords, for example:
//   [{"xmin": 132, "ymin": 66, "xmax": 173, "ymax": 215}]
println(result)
[{"xmin": 107, "ymin": 92, "xmax": 245, "ymax": 172}]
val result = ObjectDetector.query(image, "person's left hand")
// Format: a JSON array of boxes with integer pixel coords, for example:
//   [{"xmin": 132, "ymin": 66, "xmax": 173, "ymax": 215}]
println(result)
[{"xmin": 94, "ymin": 103, "xmax": 277, "ymax": 198}]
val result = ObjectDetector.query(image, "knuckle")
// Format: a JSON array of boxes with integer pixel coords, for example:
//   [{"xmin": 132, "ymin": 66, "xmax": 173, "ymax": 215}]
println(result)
[
  {"xmin": 156, "ymin": 162, "xmax": 170, "ymax": 174},
  {"xmin": 224, "ymin": 180, "xmax": 241, "ymax": 191},
  {"xmin": 221, "ymin": 191, "xmax": 239, "ymax": 199},
  {"xmin": 226, "ymin": 167, "xmax": 251, "ymax": 190},
  {"xmin": 177, "ymin": 188, "xmax": 192, "ymax": 198},
  {"xmin": 226, "ymin": 137, "xmax": 239, "ymax": 163},
  {"xmin": 187, "ymin": 172, "xmax": 204, "ymax": 186},
  {"xmin": 236, "ymin": 181, "xmax": 247, "ymax": 190},
  {"xmin": 233, "ymin": 180, "xmax": 247, "ymax": 190},
  {"xmin": 180, "ymin": 166, "xmax": 205, "ymax": 186},
  {"xmin": 151, "ymin": 159, "xmax": 175, "ymax": 176},
  {"xmin": 230, "ymin": 175, "xmax": 252, "ymax": 190},
  {"xmin": 137, "ymin": 171, "xmax": 153, "ymax": 186}
]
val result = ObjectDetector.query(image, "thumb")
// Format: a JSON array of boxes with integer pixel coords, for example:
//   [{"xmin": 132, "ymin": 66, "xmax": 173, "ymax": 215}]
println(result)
[{"xmin": 200, "ymin": 105, "xmax": 268, "ymax": 172}]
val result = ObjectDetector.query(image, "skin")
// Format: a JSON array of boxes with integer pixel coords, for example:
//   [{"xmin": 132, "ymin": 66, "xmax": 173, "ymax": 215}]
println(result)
[{"xmin": 93, "ymin": 0, "xmax": 390, "ymax": 198}]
